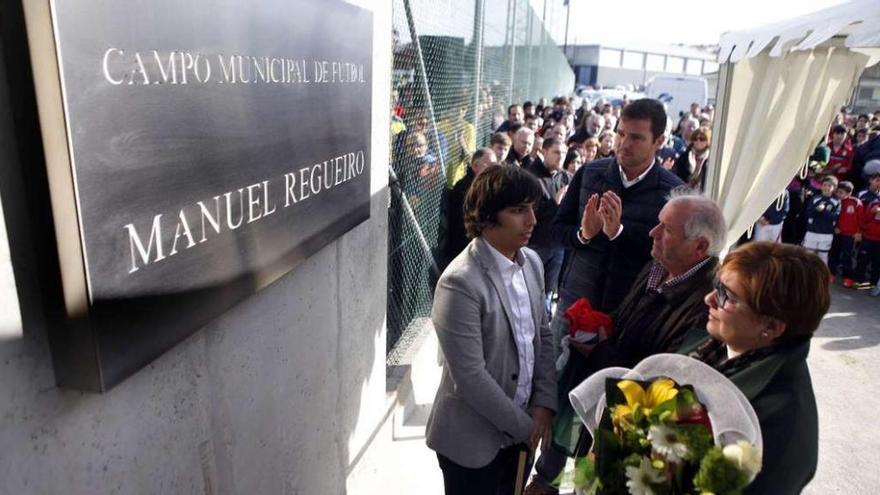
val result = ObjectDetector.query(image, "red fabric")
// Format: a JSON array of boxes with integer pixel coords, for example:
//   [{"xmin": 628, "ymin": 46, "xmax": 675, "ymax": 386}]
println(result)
[
  {"xmin": 862, "ymin": 198, "xmax": 880, "ymax": 241},
  {"xmin": 828, "ymin": 142, "xmax": 854, "ymax": 181},
  {"xmin": 564, "ymin": 298, "xmax": 614, "ymax": 337},
  {"xmin": 837, "ymin": 197, "xmax": 863, "ymax": 237}
]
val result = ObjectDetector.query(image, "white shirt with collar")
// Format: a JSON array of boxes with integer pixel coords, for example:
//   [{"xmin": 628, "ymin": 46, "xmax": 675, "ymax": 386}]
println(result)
[
  {"xmin": 618, "ymin": 161, "xmax": 654, "ymax": 189},
  {"xmin": 485, "ymin": 243, "xmax": 535, "ymax": 410}
]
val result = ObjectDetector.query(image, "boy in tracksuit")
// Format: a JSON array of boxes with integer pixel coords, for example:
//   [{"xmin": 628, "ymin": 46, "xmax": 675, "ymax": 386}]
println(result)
[
  {"xmin": 802, "ymin": 176, "xmax": 840, "ymax": 264},
  {"xmin": 829, "ymin": 181, "xmax": 862, "ymax": 287},
  {"xmin": 855, "ymin": 174, "xmax": 880, "ymax": 295}
]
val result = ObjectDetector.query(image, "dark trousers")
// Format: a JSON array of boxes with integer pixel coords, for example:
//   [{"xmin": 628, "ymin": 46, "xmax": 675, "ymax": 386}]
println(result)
[
  {"xmin": 437, "ymin": 445, "xmax": 531, "ymax": 495},
  {"xmin": 829, "ymin": 234, "xmax": 857, "ymax": 278},
  {"xmin": 856, "ymin": 239, "xmax": 880, "ymax": 284},
  {"xmin": 532, "ymin": 246, "xmax": 565, "ymax": 314}
]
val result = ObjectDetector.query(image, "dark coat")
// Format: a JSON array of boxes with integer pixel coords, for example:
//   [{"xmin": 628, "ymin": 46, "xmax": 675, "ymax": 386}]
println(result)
[
  {"xmin": 852, "ymin": 133, "xmax": 880, "ymax": 191},
  {"xmin": 804, "ymin": 195, "xmax": 840, "ymax": 235},
  {"xmin": 599, "ymin": 258, "xmax": 717, "ymax": 367},
  {"xmin": 551, "ymin": 257, "xmax": 717, "ymax": 455},
  {"xmin": 551, "ymin": 157, "xmax": 683, "ymax": 312},
  {"xmin": 672, "ymin": 145, "xmax": 709, "ymax": 190},
  {"xmin": 442, "ymin": 170, "xmax": 474, "ymax": 265},
  {"xmin": 524, "ymin": 160, "xmax": 564, "ymax": 249},
  {"xmin": 680, "ymin": 332, "xmax": 819, "ymax": 494},
  {"xmin": 504, "ymin": 149, "xmax": 533, "ymax": 168},
  {"xmin": 760, "ymin": 190, "xmax": 790, "ymax": 225}
]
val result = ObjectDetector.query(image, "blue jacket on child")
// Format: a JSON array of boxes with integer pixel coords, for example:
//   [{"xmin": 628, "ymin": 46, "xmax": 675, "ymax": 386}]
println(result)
[
  {"xmin": 805, "ymin": 195, "xmax": 840, "ymax": 235},
  {"xmin": 761, "ymin": 190, "xmax": 790, "ymax": 225}
]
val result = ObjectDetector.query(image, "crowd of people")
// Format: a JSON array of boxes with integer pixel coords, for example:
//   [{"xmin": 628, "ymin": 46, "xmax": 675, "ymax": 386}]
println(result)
[
  {"xmin": 753, "ymin": 108, "xmax": 880, "ymax": 295},
  {"xmin": 396, "ymin": 93, "xmax": 843, "ymax": 494}
]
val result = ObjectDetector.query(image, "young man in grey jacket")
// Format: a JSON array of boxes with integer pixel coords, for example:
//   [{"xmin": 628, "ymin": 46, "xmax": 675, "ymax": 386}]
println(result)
[{"xmin": 426, "ymin": 165, "xmax": 557, "ymax": 495}]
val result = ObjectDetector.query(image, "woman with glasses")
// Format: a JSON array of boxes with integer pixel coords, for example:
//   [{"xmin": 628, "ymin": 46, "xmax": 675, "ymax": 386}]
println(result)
[
  {"xmin": 673, "ymin": 126, "xmax": 712, "ymax": 190},
  {"xmin": 680, "ymin": 241, "xmax": 829, "ymax": 493}
]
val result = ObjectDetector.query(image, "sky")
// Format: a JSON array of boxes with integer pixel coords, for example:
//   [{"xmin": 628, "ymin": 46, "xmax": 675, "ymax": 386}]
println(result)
[{"xmin": 562, "ymin": 0, "xmax": 850, "ymax": 46}]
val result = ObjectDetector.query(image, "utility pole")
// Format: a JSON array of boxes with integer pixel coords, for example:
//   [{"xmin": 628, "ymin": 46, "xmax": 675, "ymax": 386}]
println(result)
[
  {"xmin": 563, "ymin": 0, "xmax": 571, "ymax": 57},
  {"xmin": 471, "ymin": 0, "xmax": 484, "ymax": 135},
  {"xmin": 508, "ymin": 0, "xmax": 518, "ymax": 104}
]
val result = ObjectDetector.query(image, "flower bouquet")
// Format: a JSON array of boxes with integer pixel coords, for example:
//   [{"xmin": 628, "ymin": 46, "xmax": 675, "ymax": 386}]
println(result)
[
  {"xmin": 568, "ymin": 354, "xmax": 762, "ymax": 495},
  {"xmin": 556, "ymin": 298, "xmax": 614, "ymax": 370}
]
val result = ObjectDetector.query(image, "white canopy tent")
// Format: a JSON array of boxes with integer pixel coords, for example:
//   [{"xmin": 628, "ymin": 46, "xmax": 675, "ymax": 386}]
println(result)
[{"xmin": 705, "ymin": 0, "xmax": 880, "ymax": 245}]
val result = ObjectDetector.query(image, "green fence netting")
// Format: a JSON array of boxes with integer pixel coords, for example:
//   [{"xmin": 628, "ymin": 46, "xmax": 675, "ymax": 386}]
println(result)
[{"xmin": 387, "ymin": 0, "xmax": 575, "ymax": 355}]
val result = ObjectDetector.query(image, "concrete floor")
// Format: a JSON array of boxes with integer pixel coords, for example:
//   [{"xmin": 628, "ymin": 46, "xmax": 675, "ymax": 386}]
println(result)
[{"xmin": 355, "ymin": 284, "xmax": 880, "ymax": 494}]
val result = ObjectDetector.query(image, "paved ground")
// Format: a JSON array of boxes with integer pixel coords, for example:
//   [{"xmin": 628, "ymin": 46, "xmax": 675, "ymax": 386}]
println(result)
[
  {"xmin": 357, "ymin": 284, "xmax": 879, "ymax": 494},
  {"xmin": 803, "ymin": 284, "xmax": 880, "ymax": 494}
]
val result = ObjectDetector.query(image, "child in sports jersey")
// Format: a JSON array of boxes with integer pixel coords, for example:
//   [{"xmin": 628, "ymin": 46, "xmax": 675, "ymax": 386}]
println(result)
[
  {"xmin": 802, "ymin": 176, "xmax": 840, "ymax": 264},
  {"xmin": 829, "ymin": 181, "xmax": 862, "ymax": 287},
  {"xmin": 855, "ymin": 174, "xmax": 880, "ymax": 295}
]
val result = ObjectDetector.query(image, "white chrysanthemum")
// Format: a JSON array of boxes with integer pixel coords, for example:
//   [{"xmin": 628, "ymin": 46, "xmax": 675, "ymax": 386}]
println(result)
[
  {"xmin": 723, "ymin": 440, "xmax": 763, "ymax": 477},
  {"xmin": 647, "ymin": 425, "xmax": 689, "ymax": 462},
  {"xmin": 625, "ymin": 457, "xmax": 665, "ymax": 495}
]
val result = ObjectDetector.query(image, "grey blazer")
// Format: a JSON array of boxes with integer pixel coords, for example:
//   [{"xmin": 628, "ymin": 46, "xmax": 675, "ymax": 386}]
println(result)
[{"xmin": 425, "ymin": 237, "xmax": 557, "ymax": 468}]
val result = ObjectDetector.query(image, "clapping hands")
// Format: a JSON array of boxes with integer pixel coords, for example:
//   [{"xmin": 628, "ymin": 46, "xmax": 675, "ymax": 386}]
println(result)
[
  {"xmin": 580, "ymin": 191, "xmax": 623, "ymax": 240},
  {"xmin": 599, "ymin": 191, "xmax": 622, "ymax": 238}
]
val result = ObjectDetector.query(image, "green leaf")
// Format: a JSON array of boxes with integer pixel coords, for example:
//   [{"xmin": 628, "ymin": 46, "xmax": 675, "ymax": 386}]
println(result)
[
  {"xmin": 693, "ymin": 448, "xmax": 749, "ymax": 495},
  {"xmin": 573, "ymin": 456, "xmax": 596, "ymax": 489}
]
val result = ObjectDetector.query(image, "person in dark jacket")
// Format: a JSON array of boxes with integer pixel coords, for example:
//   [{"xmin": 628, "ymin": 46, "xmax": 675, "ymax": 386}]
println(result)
[
  {"xmin": 441, "ymin": 148, "xmax": 498, "ymax": 266},
  {"xmin": 851, "ymin": 131, "xmax": 880, "ymax": 192},
  {"xmin": 752, "ymin": 190, "xmax": 789, "ymax": 243},
  {"xmin": 495, "ymin": 103, "xmax": 524, "ymax": 134},
  {"xmin": 680, "ymin": 242, "xmax": 829, "ymax": 494},
  {"xmin": 505, "ymin": 127, "xmax": 535, "ymax": 168},
  {"xmin": 526, "ymin": 189, "xmax": 726, "ymax": 495},
  {"xmin": 672, "ymin": 126, "xmax": 711, "ymax": 190},
  {"xmin": 525, "ymin": 138, "xmax": 568, "ymax": 313},
  {"xmin": 550, "ymin": 98, "xmax": 683, "ymax": 333}
]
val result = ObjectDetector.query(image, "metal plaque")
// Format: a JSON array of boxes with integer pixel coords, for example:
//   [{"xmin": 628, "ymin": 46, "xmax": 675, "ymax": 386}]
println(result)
[{"xmin": 27, "ymin": 0, "xmax": 373, "ymax": 390}]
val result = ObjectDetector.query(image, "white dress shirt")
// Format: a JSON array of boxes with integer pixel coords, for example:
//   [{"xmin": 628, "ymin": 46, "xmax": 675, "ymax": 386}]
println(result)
[
  {"xmin": 618, "ymin": 161, "xmax": 655, "ymax": 189},
  {"xmin": 486, "ymin": 243, "xmax": 535, "ymax": 410}
]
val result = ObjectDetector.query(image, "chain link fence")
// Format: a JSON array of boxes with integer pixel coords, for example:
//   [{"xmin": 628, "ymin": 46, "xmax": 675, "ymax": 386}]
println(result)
[{"xmin": 387, "ymin": 0, "xmax": 575, "ymax": 356}]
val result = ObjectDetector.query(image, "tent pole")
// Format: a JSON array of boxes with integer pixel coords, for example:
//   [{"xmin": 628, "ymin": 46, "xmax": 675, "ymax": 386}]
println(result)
[{"xmin": 705, "ymin": 60, "xmax": 734, "ymax": 203}]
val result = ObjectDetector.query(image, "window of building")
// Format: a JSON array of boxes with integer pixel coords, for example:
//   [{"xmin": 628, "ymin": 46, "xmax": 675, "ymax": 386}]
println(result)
[
  {"xmin": 622, "ymin": 51, "xmax": 644, "ymax": 69},
  {"xmin": 645, "ymin": 54, "xmax": 665, "ymax": 72},
  {"xmin": 599, "ymin": 48, "xmax": 621, "ymax": 68},
  {"xmin": 686, "ymin": 59, "xmax": 704, "ymax": 75},
  {"xmin": 666, "ymin": 56, "xmax": 684, "ymax": 73},
  {"xmin": 703, "ymin": 61, "xmax": 719, "ymax": 74}
]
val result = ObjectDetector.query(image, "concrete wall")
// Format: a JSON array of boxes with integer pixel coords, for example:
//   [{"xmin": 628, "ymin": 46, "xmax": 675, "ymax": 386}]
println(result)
[{"xmin": 0, "ymin": 1, "xmax": 391, "ymax": 493}]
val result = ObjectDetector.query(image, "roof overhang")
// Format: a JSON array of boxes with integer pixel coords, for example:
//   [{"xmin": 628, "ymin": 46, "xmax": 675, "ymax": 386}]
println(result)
[{"xmin": 718, "ymin": 0, "xmax": 880, "ymax": 64}]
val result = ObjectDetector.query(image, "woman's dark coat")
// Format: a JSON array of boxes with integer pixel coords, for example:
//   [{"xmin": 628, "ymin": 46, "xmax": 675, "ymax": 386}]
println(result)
[{"xmin": 680, "ymin": 331, "xmax": 819, "ymax": 494}]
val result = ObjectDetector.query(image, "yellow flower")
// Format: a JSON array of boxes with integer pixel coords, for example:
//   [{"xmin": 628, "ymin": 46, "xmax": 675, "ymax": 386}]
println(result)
[{"xmin": 612, "ymin": 379, "xmax": 679, "ymax": 426}]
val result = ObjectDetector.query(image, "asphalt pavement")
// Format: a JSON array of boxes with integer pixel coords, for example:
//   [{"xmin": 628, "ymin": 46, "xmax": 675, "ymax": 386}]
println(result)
[{"xmin": 803, "ymin": 283, "xmax": 880, "ymax": 493}]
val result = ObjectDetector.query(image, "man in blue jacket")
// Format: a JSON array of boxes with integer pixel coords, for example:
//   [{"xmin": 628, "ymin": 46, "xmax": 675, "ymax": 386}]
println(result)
[{"xmin": 550, "ymin": 98, "xmax": 683, "ymax": 343}]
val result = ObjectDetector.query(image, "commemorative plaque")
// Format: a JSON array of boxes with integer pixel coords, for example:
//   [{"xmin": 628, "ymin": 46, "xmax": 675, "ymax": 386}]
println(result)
[{"xmin": 24, "ymin": 0, "xmax": 373, "ymax": 390}]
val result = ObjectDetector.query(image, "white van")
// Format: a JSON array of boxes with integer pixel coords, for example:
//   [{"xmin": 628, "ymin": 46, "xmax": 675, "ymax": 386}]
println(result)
[{"xmin": 645, "ymin": 75, "xmax": 708, "ymax": 119}]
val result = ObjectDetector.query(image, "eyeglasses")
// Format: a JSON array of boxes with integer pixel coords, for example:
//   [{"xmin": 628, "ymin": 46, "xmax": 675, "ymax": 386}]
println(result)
[
  {"xmin": 713, "ymin": 279, "xmax": 736, "ymax": 309},
  {"xmin": 693, "ymin": 136, "xmax": 708, "ymax": 142}
]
